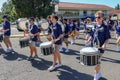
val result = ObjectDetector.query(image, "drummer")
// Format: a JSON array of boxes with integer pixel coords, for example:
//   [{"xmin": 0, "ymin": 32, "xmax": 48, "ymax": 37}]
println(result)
[
  {"xmin": 0, "ymin": 15, "xmax": 13, "ymax": 52},
  {"xmin": 115, "ymin": 21, "xmax": 120, "ymax": 51},
  {"xmin": 60, "ymin": 19, "xmax": 70, "ymax": 52},
  {"xmin": 84, "ymin": 18, "xmax": 93, "ymax": 46},
  {"xmin": 48, "ymin": 16, "xmax": 63, "ymax": 71},
  {"xmin": 69, "ymin": 19, "xmax": 76, "ymax": 45},
  {"xmin": 47, "ymin": 15, "xmax": 53, "ymax": 41},
  {"xmin": 26, "ymin": 17, "xmax": 39, "ymax": 60},
  {"xmin": 85, "ymin": 11, "xmax": 110, "ymax": 80}
]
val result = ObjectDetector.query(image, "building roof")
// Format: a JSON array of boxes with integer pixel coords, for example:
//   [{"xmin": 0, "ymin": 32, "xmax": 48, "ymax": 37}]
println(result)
[
  {"xmin": 58, "ymin": 2, "xmax": 113, "ymax": 10},
  {"xmin": 109, "ymin": 10, "xmax": 120, "ymax": 14}
]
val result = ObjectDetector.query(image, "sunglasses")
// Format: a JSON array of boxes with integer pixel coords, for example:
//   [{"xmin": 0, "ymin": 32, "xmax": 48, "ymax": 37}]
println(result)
[{"xmin": 95, "ymin": 16, "xmax": 101, "ymax": 19}]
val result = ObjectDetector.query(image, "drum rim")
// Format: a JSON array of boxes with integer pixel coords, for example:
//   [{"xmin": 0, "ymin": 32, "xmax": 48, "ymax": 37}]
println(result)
[
  {"xmin": 19, "ymin": 37, "xmax": 30, "ymax": 41},
  {"xmin": 40, "ymin": 41, "xmax": 52, "ymax": 47},
  {"xmin": 80, "ymin": 47, "xmax": 99, "ymax": 55}
]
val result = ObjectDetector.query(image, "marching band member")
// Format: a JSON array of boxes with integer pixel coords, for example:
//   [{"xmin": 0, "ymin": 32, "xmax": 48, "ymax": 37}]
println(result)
[
  {"xmin": 106, "ymin": 15, "xmax": 114, "ymax": 31},
  {"xmin": 61, "ymin": 19, "xmax": 70, "ymax": 53},
  {"xmin": 75, "ymin": 20, "xmax": 80, "ymax": 39},
  {"xmin": 115, "ymin": 21, "xmax": 120, "ymax": 51},
  {"xmin": 48, "ymin": 16, "xmax": 63, "ymax": 71},
  {"xmin": 114, "ymin": 20, "xmax": 119, "ymax": 38},
  {"xmin": 47, "ymin": 15, "xmax": 53, "ymax": 41},
  {"xmin": 69, "ymin": 19, "xmax": 76, "ymax": 45},
  {"xmin": 0, "ymin": 15, "xmax": 13, "ymax": 52},
  {"xmin": 84, "ymin": 18, "xmax": 93, "ymax": 46},
  {"xmin": 27, "ymin": 17, "xmax": 39, "ymax": 60},
  {"xmin": 105, "ymin": 15, "xmax": 114, "ymax": 40},
  {"xmin": 85, "ymin": 11, "xmax": 110, "ymax": 80}
]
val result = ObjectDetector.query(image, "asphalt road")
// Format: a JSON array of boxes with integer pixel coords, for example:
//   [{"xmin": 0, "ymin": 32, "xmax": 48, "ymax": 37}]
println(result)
[{"xmin": 0, "ymin": 26, "xmax": 120, "ymax": 80}]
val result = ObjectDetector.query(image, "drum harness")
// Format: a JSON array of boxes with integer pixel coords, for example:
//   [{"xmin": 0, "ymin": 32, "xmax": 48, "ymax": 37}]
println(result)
[{"xmin": 92, "ymin": 26, "xmax": 104, "ymax": 52}]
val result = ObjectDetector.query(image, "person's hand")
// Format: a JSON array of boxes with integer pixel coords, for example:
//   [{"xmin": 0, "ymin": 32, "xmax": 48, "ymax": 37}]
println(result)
[
  {"xmin": 47, "ymin": 35, "xmax": 52, "ymax": 41},
  {"xmin": 29, "ymin": 34, "xmax": 34, "ymax": 38},
  {"xmin": 53, "ymin": 39, "xmax": 58, "ymax": 43},
  {"xmin": 85, "ymin": 40, "xmax": 89, "ymax": 44},
  {"xmin": 101, "ymin": 44, "xmax": 106, "ymax": 50}
]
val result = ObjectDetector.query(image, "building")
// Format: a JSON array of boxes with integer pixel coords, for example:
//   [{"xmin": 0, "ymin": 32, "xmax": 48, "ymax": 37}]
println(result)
[
  {"xmin": 55, "ymin": 2, "xmax": 113, "ymax": 20},
  {"xmin": 110, "ymin": 10, "xmax": 120, "ymax": 20}
]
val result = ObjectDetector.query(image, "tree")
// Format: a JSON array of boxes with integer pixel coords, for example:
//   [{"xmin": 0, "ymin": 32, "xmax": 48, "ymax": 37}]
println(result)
[
  {"xmin": 115, "ymin": 4, "xmax": 120, "ymax": 10},
  {"xmin": 1, "ymin": 0, "xmax": 17, "ymax": 21},
  {"xmin": 11, "ymin": 0, "xmax": 57, "ymax": 18}
]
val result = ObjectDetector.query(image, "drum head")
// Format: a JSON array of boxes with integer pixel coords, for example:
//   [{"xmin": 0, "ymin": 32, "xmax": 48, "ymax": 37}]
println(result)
[
  {"xmin": 40, "ymin": 42, "xmax": 52, "ymax": 47},
  {"xmin": 39, "ymin": 19, "xmax": 49, "ymax": 30},
  {"xmin": 80, "ymin": 47, "xmax": 99, "ymax": 55}
]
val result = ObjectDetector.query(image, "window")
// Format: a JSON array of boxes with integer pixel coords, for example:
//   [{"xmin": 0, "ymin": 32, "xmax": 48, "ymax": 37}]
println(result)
[{"xmin": 83, "ymin": 11, "xmax": 87, "ymax": 16}]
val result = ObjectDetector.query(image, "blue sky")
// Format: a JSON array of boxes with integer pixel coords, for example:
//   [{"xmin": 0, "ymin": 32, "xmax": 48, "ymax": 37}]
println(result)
[{"xmin": 0, "ymin": 0, "xmax": 119, "ymax": 11}]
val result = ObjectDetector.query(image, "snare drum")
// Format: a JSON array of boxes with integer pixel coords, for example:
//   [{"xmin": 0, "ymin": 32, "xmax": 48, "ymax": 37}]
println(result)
[
  {"xmin": 40, "ymin": 42, "xmax": 54, "ymax": 55},
  {"xmin": 80, "ymin": 47, "xmax": 100, "ymax": 66},
  {"xmin": 0, "ymin": 33, "xmax": 3, "ymax": 42},
  {"xmin": 19, "ymin": 37, "xmax": 30, "ymax": 48}
]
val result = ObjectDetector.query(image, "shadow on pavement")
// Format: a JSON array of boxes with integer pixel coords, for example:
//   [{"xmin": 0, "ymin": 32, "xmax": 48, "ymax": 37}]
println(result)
[
  {"xmin": 30, "ymin": 58, "xmax": 52, "ymax": 70},
  {"xmin": 109, "ymin": 42, "xmax": 116, "ymax": 45},
  {"xmin": 0, "ymin": 46, "xmax": 28, "ymax": 61},
  {"xmin": 102, "ymin": 57, "xmax": 120, "ymax": 64},
  {"xmin": 3, "ymin": 51, "xmax": 28, "ymax": 61},
  {"xmin": 61, "ymin": 48, "xmax": 80, "ymax": 56},
  {"xmin": 74, "ymin": 43, "xmax": 85, "ymax": 47},
  {"xmin": 99, "ymin": 77, "xmax": 108, "ymax": 80},
  {"xmin": 55, "ymin": 65, "xmax": 94, "ymax": 80}
]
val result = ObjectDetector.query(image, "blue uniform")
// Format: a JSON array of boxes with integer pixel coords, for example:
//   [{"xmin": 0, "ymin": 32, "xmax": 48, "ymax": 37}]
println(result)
[
  {"xmin": 30, "ymin": 24, "xmax": 38, "ymax": 42},
  {"xmin": 84, "ymin": 22, "xmax": 87, "ymax": 30},
  {"xmin": 52, "ymin": 23, "xmax": 62, "ymax": 45},
  {"xmin": 3, "ymin": 21, "xmax": 11, "ymax": 36},
  {"xmin": 69, "ymin": 23, "xmax": 76, "ymax": 32},
  {"xmin": 76, "ymin": 23, "xmax": 80, "ymax": 31},
  {"xmin": 115, "ymin": 25, "xmax": 120, "ymax": 35},
  {"xmin": 107, "ymin": 20, "xmax": 114, "ymax": 30},
  {"xmin": 90, "ymin": 23, "xmax": 110, "ymax": 53},
  {"xmin": 63, "ymin": 24, "xmax": 70, "ymax": 38}
]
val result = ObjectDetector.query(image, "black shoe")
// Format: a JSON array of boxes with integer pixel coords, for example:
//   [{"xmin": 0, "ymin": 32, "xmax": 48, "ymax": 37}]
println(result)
[
  {"xmin": 34, "ymin": 55, "xmax": 39, "ymax": 59},
  {"xmin": 28, "ymin": 56, "xmax": 34, "ymax": 61}
]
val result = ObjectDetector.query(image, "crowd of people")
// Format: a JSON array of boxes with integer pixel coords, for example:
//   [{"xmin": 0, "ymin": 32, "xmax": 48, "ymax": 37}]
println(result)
[{"xmin": 0, "ymin": 10, "xmax": 120, "ymax": 80}]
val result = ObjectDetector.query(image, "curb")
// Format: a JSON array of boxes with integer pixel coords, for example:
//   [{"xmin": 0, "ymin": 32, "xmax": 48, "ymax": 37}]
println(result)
[{"xmin": 10, "ymin": 33, "xmax": 48, "ymax": 38}]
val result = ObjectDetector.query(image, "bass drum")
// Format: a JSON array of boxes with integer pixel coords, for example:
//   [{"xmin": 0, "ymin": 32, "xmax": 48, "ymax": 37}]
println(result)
[
  {"xmin": 16, "ymin": 18, "xmax": 28, "ymax": 31},
  {"xmin": 39, "ymin": 19, "xmax": 49, "ymax": 30}
]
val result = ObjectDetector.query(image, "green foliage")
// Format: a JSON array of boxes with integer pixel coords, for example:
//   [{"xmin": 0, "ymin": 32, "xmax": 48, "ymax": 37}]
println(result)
[
  {"xmin": 11, "ymin": 0, "xmax": 56, "ymax": 18},
  {"xmin": 0, "ymin": 17, "xmax": 2, "ymax": 23},
  {"xmin": 1, "ymin": 0, "xmax": 17, "ymax": 21},
  {"xmin": 1, "ymin": 0, "xmax": 59, "ymax": 20}
]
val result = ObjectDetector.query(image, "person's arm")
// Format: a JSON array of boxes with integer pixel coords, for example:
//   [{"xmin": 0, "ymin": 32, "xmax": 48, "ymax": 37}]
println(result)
[
  {"xmin": 101, "ymin": 39, "xmax": 109, "ymax": 50},
  {"xmin": 85, "ymin": 36, "xmax": 92, "ymax": 44},
  {"xmin": 102, "ymin": 26, "xmax": 110, "ymax": 50},
  {"xmin": 54, "ymin": 34, "xmax": 62, "ymax": 43},
  {"xmin": 24, "ymin": 29, "xmax": 29, "ymax": 37},
  {"xmin": 1, "ymin": 29, "xmax": 10, "ymax": 32}
]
